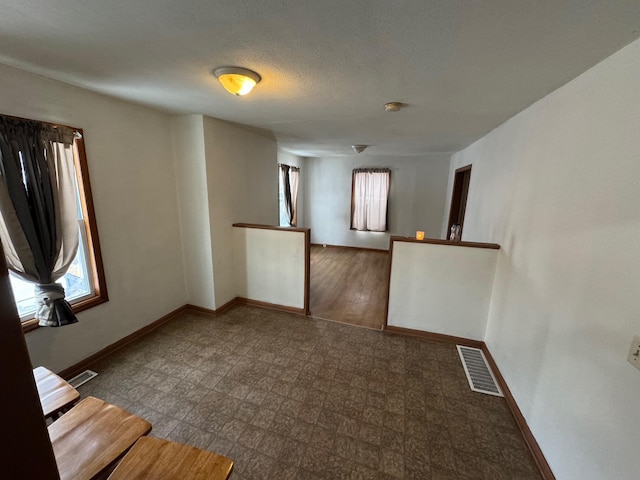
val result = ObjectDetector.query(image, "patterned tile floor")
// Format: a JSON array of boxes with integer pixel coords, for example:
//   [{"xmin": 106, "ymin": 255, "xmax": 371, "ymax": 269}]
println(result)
[{"xmin": 78, "ymin": 306, "xmax": 542, "ymax": 479}]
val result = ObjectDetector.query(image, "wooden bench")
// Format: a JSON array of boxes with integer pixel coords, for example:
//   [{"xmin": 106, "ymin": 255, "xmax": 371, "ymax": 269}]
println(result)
[
  {"xmin": 49, "ymin": 396, "xmax": 152, "ymax": 480},
  {"xmin": 107, "ymin": 436, "xmax": 233, "ymax": 480},
  {"xmin": 34, "ymin": 366, "xmax": 79, "ymax": 420}
]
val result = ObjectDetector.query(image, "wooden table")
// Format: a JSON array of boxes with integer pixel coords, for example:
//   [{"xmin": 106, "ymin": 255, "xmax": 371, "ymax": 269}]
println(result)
[
  {"xmin": 49, "ymin": 396, "xmax": 152, "ymax": 480},
  {"xmin": 34, "ymin": 366, "xmax": 80, "ymax": 420},
  {"xmin": 107, "ymin": 437, "xmax": 234, "ymax": 480}
]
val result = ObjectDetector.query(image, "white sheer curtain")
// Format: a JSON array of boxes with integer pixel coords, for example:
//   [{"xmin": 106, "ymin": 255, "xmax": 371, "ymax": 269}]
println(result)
[{"xmin": 351, "ymin": 169, "xmax": 390, "ymax": 232}]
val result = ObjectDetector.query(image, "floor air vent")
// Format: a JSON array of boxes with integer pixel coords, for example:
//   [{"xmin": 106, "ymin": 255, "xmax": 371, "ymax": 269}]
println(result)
[
  {"xmin": 456, "ymin": 346, "xmax": 503, "ymax": 397},
  {"xmin": 68, "ymin": 369, "xmax": 98, "ymax": 388}
]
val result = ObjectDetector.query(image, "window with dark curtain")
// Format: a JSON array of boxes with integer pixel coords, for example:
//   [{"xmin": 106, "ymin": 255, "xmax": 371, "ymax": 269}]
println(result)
[
  {"xmin": 0, "ymin": 114, "xmax": 107, "ymax": 331},
  {"xmin": 350, "ymin": 168, "xmax": 391, "ymax": 232},
  {"xmin": 279, "ymin": 164, "xmax": 299, "ymax": 227}
]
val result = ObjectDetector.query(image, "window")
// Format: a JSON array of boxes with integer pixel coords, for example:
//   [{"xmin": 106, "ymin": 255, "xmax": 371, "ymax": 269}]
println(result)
[
  {"xmin": 1, "ymin": 117, "xmax": 107, "ymax": 331},
  {"xmin": 278, "ymin": 164, "xmax": 299, "ymax": 227},
  {"xmin": 350, "ymin": 168, "xmax": 391, "ymax": 232}
]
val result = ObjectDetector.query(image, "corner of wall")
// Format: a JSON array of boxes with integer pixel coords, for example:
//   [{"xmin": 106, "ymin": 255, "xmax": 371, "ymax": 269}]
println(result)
[{"xmin": 170, "ymin": 114, "xmax": 216, "ymax": 310}]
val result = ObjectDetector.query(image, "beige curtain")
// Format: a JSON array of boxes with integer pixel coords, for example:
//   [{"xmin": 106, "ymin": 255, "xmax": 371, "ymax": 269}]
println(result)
[
  {"xmin": 0, "ymin": 116, "xmax": 80, "ymax": 326},
  {"xmin": 351, "ymin": 168, "xmax": 390, "ymax": 232}
]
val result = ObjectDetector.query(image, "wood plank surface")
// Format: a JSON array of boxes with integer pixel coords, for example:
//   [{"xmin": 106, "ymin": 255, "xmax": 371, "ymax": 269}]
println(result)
[
  {"xmin": 310, "ymin": 245, "xmax": 389, "ymax": 329},
  {"xmin": 108, "ymin": 437, "xmax": 233, "ymax": 480},
  {"xmin": 34, "ymin": 366, "xmax": 79, "ymax": 419},
  {"xmin": 49, "ymin": 396, "xmax": 152, "ymax": 480}
]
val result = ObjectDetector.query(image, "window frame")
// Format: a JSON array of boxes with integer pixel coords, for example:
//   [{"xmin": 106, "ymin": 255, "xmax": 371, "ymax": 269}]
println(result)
[{"xmin": 15, "ymin": 123, "xmax": 108, "ymax": 333}]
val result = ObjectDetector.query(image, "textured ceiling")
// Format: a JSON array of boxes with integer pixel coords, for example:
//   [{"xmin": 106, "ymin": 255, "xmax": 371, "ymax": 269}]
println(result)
[{"xmin": 0, "ymin": 0, "xmax": 639, "ymax": 156}]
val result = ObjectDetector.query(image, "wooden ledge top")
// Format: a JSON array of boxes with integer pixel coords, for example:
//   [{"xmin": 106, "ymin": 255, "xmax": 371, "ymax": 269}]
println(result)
[
  {"xmin": 232, "ymin": 223, "xmax": 310, "ymax": 233},
  {"xmin": 390, "ymin": 236, "xmax": 500, "ymax": 250},
  {"xmin": 108, "ymin": 437, "xmax": 233, "ymax": 480},
  {"xmin": 49, "ymin": 396, "xmax": 152, "ymax": 480},
  {"xmin": 34, "ymin": 366, "xmax": 79, "ymax": 418}
]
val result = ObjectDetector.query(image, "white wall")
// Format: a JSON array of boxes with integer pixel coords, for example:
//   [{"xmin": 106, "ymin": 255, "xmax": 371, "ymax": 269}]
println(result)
[
  {"xmin": 234, "ymin": 227, "xmax": 306, "ymax": 309},
  {"xmin": 277, "ymin": 150, "xmax": 306, "ymax": 228},
  {"xmin": 447, "ymin": 38, "xmax": 640, "ymax": 480},
  {"xmin": 305, "ymin": 154, "xmax": 450, "ymax": 250},
  {"xmin": 171, "ymin": 115, "xmax": 216, "ymax": 310},
  {"xmin": 0, "ymin": 63, "xmax": 186, "ymax": 372},
  {"xmin": 387, "ymin": 241, "xmax": 498, "ymax": 340},
  {"xmin": 203, "ymin": 117, "xmax": 278, "ymax": 308}
]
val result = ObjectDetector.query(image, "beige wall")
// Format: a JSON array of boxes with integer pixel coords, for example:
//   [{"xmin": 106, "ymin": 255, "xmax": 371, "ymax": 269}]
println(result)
[
  {"xmin": 171, "ymin": 116, "xmax": 279, "ymax": 311},
  {"xmin": 388, "ymin": 242, "xmax": 498, "ymax": 340},
  {"xmin": 0, "ymin": 63, "xmax": 186, "ymax": 372},
  {"xmin": 202, "ymin": 117, "xmax": 278, "ymax": 308},
  {"xmin": 171, "ymin": 115, "xmax": 215, "ymax": 310},
  {"xmin": 233, "ymin": 227, "xmax": 306, "ymax": 309},
  {"xmin": 446, "ymin": 38, "xmax": 640, "ymax": 479}
]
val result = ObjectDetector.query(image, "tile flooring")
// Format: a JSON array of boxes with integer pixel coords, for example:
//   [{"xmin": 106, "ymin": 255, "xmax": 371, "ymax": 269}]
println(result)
[{"xmin": 78, "ymin": 306, "xmax": 542, "ymax": 479}]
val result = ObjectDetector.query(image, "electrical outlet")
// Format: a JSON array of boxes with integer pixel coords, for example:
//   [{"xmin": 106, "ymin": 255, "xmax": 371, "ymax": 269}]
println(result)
[{"xmin": 627, "ymin": 335, "xmax": 640, "ymax": 371}]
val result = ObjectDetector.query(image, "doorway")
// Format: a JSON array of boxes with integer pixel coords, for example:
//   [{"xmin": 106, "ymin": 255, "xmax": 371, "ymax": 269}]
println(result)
[{"xmin": 447, "ymin": 165, "xmax": 472, "ymax": 238}]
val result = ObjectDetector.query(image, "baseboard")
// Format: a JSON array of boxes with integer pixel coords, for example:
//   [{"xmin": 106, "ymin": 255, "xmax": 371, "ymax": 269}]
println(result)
[
  {"xmin": 190, "ymin": 296, "xmax": 307, "ymax": 316},
  {"xmin": 382, "ymin": 324, "xmax": 554, "ymax": 479},
  {"xmin": 184, "ymin": 304, "xmax": 217, "ymax": 316},
  {"xmin": 58, "ymin": 305, "xmax": 189, "ymax": 380},
  {"xmin": 235, "ymin": 297, "xmax": 307, "ymax": 315},
  {"xmin": 481, "ymin": 345, "xmax": 555, "ymax": 480},
  {"xmin": 186, "ymin": 296, "xmax": 301, "ymax": 316},
  {"xmin": 185, "ymin": 297, "xmax": 238, "ymax": 317},
  {"xmin": 383, "ymin": 325, "xmax": 484, "ymax": 348},
  {"xmin": 311, "ymin": 243, "xmax": 389, "ymax": 253}
]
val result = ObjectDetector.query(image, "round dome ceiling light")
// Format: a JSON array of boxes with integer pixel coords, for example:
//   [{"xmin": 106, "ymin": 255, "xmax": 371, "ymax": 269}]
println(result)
[
  {"xmin": 384, "ymin": 102, "xmax": 403, "ymax": 112},
  {"xmin": 213, "ymin": 66, "xmax": 261, "ymax": 96}
]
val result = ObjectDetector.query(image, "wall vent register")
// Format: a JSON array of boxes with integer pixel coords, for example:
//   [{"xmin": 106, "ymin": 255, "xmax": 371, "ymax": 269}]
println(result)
[
  {"xmin": 457, "ymin": 346, "xmax": 503, "ymax": 397},
  {"xmin": 68, "ymin": 369, "xmax": 98, "ymax": 388}
]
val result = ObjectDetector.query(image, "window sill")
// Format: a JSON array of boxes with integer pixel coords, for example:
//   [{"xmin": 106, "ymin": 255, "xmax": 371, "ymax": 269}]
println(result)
[
  {"xmin": 21, "ymin": 294, "xmax": 108, "ymax": 334},
  {"xmin": 349, "ymin": 228, "xmax": 389, "ymax": 233}
]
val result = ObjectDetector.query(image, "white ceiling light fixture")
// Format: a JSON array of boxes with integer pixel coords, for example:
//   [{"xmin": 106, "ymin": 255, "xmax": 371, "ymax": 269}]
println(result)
[
  {"xmin": 384, "ymin": 102, "xmax": 403, "ymax": 112},
  {"xmin": 213, "ymin": 66, "xmax": 261, "ymax": 96},
  {"xmin": 352, "ymin": 145, "xmax": 368, "ymax": 154}
]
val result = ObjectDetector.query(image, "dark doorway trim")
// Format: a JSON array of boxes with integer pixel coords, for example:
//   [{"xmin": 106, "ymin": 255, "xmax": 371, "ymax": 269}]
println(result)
[{"xmin": 447, "ymin": 165, "xmax": 472, "ymax": 238}]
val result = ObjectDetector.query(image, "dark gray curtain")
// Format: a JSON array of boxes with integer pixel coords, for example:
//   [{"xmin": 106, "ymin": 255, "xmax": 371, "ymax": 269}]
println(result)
[
  {"xmin": 0, "ymin": 115, "xmax": 80, "ymax": 327},
  {"xmin": 280, "ymin": 164, "xmax": 294, "ymax": 227}
]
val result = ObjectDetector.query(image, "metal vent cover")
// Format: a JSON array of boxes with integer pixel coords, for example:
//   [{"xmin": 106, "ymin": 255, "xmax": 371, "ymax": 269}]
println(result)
[
  {"xmin": 68, "ymin": 369, "xmax": 98, "ymax": 388},
  {"xmin": 456, "ymin": 346, "xmax": 503, "ymax": 397}
]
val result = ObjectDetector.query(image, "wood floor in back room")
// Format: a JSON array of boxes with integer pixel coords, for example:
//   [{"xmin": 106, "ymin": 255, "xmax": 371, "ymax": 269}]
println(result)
[{"xmin": 309, "ymin": 245, "xmax": 389, "ymax": 330}]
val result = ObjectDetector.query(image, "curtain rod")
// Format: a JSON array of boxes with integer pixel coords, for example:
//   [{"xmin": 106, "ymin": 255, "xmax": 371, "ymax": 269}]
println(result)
[
  {"xmin": 353, "ymin": 167, "xmax": 391, "ymax": 173},
  {"xmin": 278, "ymin": 163, "xmax": 300, "ymax": 170}
]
